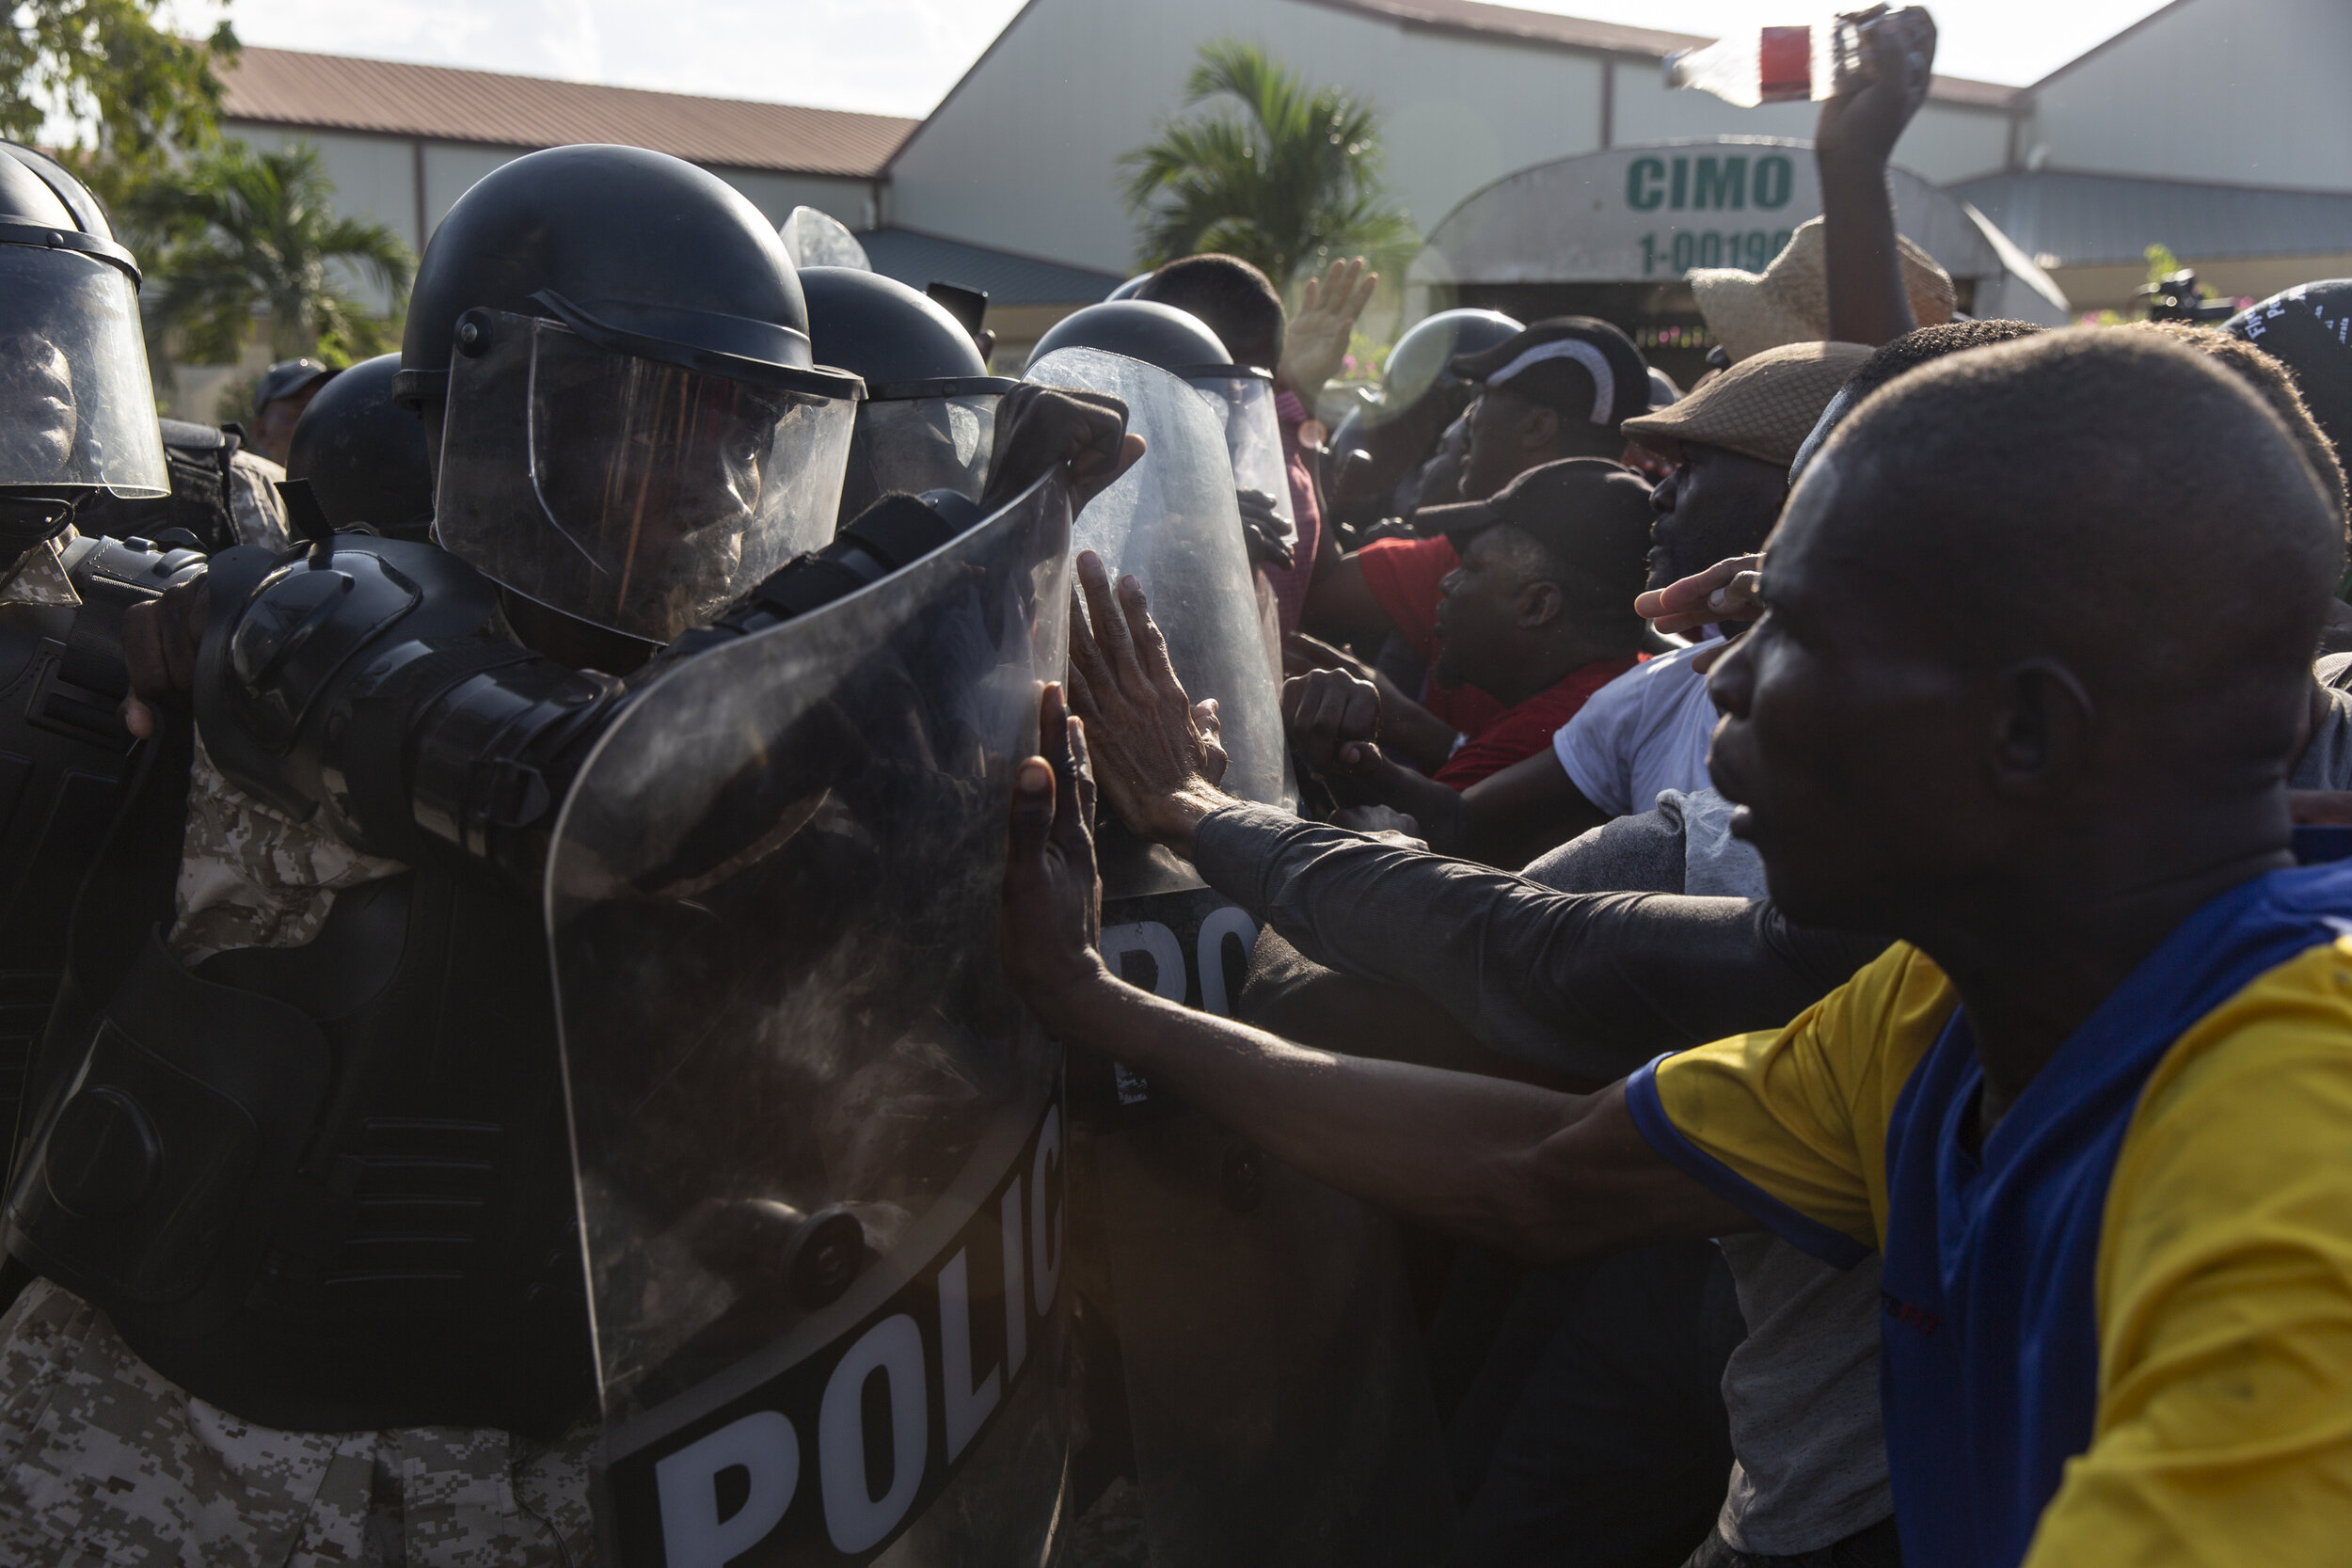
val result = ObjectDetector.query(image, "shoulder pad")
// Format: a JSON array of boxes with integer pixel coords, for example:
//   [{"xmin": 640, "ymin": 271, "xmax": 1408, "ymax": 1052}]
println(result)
[
  {"xmin": 196, "ymin": 537, "xmax": 504, "ymax": 820},
  {"xmin": 158, "ymin": 419, "xmax": 229, "ymax": 453}
]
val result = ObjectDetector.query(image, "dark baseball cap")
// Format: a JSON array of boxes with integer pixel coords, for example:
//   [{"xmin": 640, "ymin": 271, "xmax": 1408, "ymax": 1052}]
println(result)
[
  {"xmin": 1450, "ymin": 317, "xmax": 1651, "ymax": 428},
  {"xmin": 254, "ymin": 357, "xmax": 337, "ymax": 413},
  {"xmin": 1420, "ymin": 457, "xmax": 1654, "ymax": 599}
]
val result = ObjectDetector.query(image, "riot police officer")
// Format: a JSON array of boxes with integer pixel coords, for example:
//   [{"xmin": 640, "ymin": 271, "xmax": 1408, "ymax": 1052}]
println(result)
[
  {"xmin": 281, "ymin": 351, "xmax": 434, "ymax": 540},
  {"xmin": 1030, "ymin": 298, "xmax": 1301, "ymax": 571},
  {"xmin": 801, "ymin": 264, "xmax": 1016, "ymax": 526},
  {"xmin": 0, "ymin": 141, "xmax": 203, "ymax": 1169},
  {"xmin": 0, "ymin": 140, "xmax": 1133, "ymax": 1563}
]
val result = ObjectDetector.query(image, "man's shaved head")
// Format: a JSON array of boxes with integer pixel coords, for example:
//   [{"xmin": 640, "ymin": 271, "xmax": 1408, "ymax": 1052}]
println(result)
[
  {"xmin": 1803, "ymin": 327, "xmax": 2340, "ymax": 713},
  {"xmin": 1710, "ymin": 328, "xmax": 2345, "ymax": 932}
]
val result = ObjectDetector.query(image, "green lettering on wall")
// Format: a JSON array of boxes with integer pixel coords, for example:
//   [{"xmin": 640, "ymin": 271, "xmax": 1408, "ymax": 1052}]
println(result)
[{"xmin": 1692, "ymin": 156, "xmax": 1747, "ymax": 210}]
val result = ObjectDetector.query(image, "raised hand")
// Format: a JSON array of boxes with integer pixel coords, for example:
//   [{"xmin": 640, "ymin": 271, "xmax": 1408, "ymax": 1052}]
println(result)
[
  {"xmin": 1814, "ymin": 5, "xmax": 1937, "ymax": 166},
  {"xmin": 1279, "ymin": 257, "xmax": 1378, "ymax": 404},
  {"xmin": 1064, "ymin": 549, "xmax": 1231, "ymax": 854}
]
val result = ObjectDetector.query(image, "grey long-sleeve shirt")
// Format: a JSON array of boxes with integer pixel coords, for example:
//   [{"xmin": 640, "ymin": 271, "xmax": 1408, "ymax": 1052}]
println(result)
[
  {"xmin": 1187, "ymin": 800, "xmax": 1899, "ymax": 1554},
  {"xmin": 1190, "ymin": 801, "xmax": 1888, "ymax": 1082}
]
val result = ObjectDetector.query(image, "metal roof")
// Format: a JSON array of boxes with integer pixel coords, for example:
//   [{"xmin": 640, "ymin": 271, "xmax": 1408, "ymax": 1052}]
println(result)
[
  {"xmin": 218, "ymin": 46, "xmax": 916, "ymax": 177},
  {"xmin": 1952, "ymin": 168, "xmax": 2352, "ymax": 267},
  {"xmin": 855, "ymin": 228, "xmax": 1123, "ymax": 307}
]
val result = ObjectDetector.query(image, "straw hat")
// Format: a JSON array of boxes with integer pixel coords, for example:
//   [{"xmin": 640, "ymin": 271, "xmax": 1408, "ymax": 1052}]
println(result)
[
  {"xmin": 1621, "ymin": 341, "xmax": 1874, "ymax": 468},
  {"xmin": 1690, "ymin": 218, "xmax": 1956, "ymax": 364}
]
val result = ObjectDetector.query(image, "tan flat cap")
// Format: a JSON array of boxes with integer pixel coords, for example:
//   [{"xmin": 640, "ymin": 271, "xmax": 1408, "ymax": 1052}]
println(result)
[
  {"xmin": 1690, "ymin": 217, "xmax": 1956, "ymax": 364},
  {"xmin": 1621, "ymin": 341, "xmax": 1874, "ymax": 468}
]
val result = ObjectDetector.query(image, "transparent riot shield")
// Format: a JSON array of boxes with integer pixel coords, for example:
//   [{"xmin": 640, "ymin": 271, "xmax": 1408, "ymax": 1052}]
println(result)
[
  {"xmin": 1025, "ymin": 346, "xmax": 1295, "ymax": 898},
  {"xmin": 548, "ymin": 473, "xmax": 1073, "ymax": 1568},
  {"xmin": 1187, "ymin": 370, "xmax": 1296, "ymax": 569},
  {"xmin": 1024, "ymin": 350, "xmax": 1453, "ymax": 1567},
  {"xmin": 781, "ymin": 205, "xmax": 872, "ymax": 272}
]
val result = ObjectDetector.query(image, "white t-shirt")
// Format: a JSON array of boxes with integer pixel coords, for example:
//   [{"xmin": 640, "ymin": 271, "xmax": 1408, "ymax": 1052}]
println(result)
[{"xmin": 1551, "ymin": 636, "xmax": 1724, "ymax": 816}]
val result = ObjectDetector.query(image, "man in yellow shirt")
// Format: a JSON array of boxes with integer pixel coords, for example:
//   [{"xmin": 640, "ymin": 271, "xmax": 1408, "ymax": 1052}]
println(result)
[{"xmin": 1005, "ymin": 327, "xmax": 2352, "ymax": 1566}]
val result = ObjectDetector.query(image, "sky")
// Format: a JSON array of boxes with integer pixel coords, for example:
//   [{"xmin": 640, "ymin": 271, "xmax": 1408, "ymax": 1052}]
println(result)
[{"xmin": 201, "ymin": 0, "xmax": 2177, "ymax": 120}]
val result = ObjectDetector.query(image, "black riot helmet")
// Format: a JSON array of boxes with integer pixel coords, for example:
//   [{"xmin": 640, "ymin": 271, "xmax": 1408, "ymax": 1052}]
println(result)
[
  {"xmin": 399, "ymin": 144, "xmax": 866, "ymax": 644},
  {"xmin": 802, "ymin": 266, "xmax": 1015, "ymax": 525},
  {"xmin": 1026, "ymin": 299, "xmax": 1298, "ymax": 562},
  {"xmin": 0, "ymin": 142, "xmax": 168, "ymax": 555},
  {"xmin": 1027, "ymin": 299, "xmax": 1232, "ymax": 378},
  {"xmin": 284, "ymin": 353, "xmax": 434, "ymax": 541},
  {"xmin": 1375, "ymin": 309, "xmax": 1523, "ymax": 426}
]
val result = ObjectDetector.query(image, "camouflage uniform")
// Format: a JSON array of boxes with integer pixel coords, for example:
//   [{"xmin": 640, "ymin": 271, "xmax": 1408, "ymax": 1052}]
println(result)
[
  {"xmin": 225, "ymin": 449, "xmax": 294, "ymax": 554},
  {"xmin": 0, "ymin": 1281, "xmax": 594, "ymax": 1566},
  {"xmin": 169, "ymin": 733, "xmax": 407, "ymax": 966},
  {"xmin": 0, "ymin": 657, "xmax": 599, "ymax": 1563},
  {"xmin": 0, "ymin": 528, "xmax": 85, "ymax": 610}
]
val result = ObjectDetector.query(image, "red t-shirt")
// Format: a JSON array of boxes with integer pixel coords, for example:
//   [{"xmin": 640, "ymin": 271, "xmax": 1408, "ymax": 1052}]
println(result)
[
  {"xmin": 1351, "ymin": 534, "xmax": 1511, "ymax": 738},
  {"xmin": 1432, "ymin": 655, "xmax": 1641, "ymax": 789}
]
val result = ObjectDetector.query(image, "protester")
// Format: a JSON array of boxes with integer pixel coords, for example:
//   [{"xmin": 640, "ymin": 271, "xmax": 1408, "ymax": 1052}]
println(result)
[
  {"xmin": 2227, "ymin": 279, "xmax": 2352, "ymax": 482},
  {"xmin": 1007, "ymin": 326, "xmax": 2352, "ymax": 1568},
  {"xmin": 1286, "ymin": 458, "xmax": 1648, "ymax": 802},
  {"xmin": 1299, "ymin": 341, "xmax": 1865, "ymax": 869},
  {"xmin": 1299, "ymin": 316, "xmax": 1656, "ymax": 782},
  {"xmin": 243, "ymin": 356, "xmax": 336, "ymax": 466}
]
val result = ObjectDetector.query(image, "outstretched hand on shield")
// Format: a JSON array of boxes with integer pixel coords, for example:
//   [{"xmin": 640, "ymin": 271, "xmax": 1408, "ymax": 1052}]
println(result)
[
  {"xmin": 1001, "ymin": 682, "xmax": 1113, "ymax": 1031},
  {"xmin": 981, "ymin": 385, "xmax": 1148, "ymax": 512},
  {"xmin": 1063, "ymin": 550, "xmax": 1230, "ymax": 858}
]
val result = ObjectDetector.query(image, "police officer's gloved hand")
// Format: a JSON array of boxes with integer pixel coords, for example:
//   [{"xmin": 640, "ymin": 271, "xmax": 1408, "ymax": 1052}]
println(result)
[{"xmin": 1235, "ymin": 488, "xmax": 1296, "ymax": 571}]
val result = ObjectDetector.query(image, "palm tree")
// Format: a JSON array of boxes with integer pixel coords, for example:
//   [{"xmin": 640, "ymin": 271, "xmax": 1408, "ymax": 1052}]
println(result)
[
  {"xmin": 127, "ymin": 138, "xmax": 412, "ymax": 372},
  {"xmin": 1119, "ymin": 39, "xmax": 1417, "ymax": 290}
]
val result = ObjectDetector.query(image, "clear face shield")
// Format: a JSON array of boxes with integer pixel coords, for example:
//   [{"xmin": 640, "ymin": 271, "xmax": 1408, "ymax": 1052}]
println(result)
[
  {"xmin": 1187, "ymin": 370, "xmax": 1296, "ymax": 566},
  {"xmin": 435, "ymin": 309, "xmax": 858, "ymax": 644},
  {"xmin": 836, "ymin": 391, "xmax": 999, "ymax": 526},
  {"xmin": 0, "ymin": 246, "xmax": 167, "ymax": 499}
]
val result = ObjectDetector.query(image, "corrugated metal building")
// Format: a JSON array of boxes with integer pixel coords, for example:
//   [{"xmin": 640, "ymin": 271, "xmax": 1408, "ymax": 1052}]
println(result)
[{"xmin": 211, "ymin": 0, "xmax": 2352, "ymax": 371}]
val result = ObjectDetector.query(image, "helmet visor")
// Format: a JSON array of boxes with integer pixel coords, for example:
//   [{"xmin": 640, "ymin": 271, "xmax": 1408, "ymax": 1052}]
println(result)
[
  {"xmin": 437, "ymin": 310, "xmax": 855, "ymax": 643},
  {"xmin": 1188, "ymin": 372, "xmax": 1295, "ymax": 557},
  {"xmin": 0, "ymin": 246, "xmax": 167, "ymax": 497},
  {"xmin": 836, "ymin": 391, "xmax": 998, "ymax": 526}
]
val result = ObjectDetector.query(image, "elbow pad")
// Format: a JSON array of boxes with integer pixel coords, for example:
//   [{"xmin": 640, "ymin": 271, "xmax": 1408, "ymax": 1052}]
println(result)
[
  {"xmin": 667, "ymin": 489, "xmax": 981, "ymax": 659},
  {"xmin": 196, "ymin": 536, "xmax": 625, "ymax": 881}
]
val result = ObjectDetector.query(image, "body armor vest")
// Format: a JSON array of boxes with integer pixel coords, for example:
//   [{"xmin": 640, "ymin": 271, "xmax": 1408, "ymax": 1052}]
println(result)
[
  {"xmin": 0, "ymin": 534, "xmax": 203, "ymax": 1158},
  {"xmin": 5, "ymin": 539, "xmax": 606, "ymax": 1436}
]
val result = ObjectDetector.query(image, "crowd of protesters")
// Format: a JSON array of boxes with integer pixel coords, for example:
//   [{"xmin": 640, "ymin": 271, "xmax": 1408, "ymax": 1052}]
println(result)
[
  {"xmin": 4, "ymin": 3, "xmax": 2350, "ymax": 1564},
  {"xmin": 993, "ymin": 10, "xmax": 2352, "ymax": 1568}
]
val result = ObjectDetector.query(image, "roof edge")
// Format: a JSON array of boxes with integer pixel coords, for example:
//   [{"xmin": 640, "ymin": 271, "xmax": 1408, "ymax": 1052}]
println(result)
[
  {"xmin": 1953, "ymin": 163, "xmax": 2352, "ymax": 203},
  {"xmin": 885, "ymin": 0, "xmax": 1049, "ymax": 175},
  {"xmin": 857, "ymin": 222, "xmax": 1127, "ymax": 280},
  {"xmin": 2017, "ymin": 0, "xmax": 2201, "ymax": 97},
  {"xmin": 218, "ymin": 43, "xmax": 919, "ymax": 177}
]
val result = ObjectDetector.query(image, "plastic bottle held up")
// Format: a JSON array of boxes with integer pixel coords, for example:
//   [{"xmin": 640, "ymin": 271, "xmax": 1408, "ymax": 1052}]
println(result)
[{"xmin": 1664, "ymin": 10, "xmax": 1873, "ymax": 107}]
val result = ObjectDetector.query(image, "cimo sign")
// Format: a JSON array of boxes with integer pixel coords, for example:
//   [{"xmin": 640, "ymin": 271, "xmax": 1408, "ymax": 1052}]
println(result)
[{"xmin": 1408, "ymin": 137, "xmax": 2066, "ymax": 325}]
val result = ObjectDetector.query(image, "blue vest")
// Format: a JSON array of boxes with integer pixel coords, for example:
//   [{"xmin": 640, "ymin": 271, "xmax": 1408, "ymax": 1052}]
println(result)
[{"xmin": 1878, "ymin": 859, "xmax": 2352, "ymax": 1568}]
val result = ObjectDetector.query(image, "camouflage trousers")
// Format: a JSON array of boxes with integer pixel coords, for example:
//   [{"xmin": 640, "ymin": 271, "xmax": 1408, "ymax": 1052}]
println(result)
[{"xmin": 0, "ymin": 1279, "xmax": 596, "ymax": 1566}]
